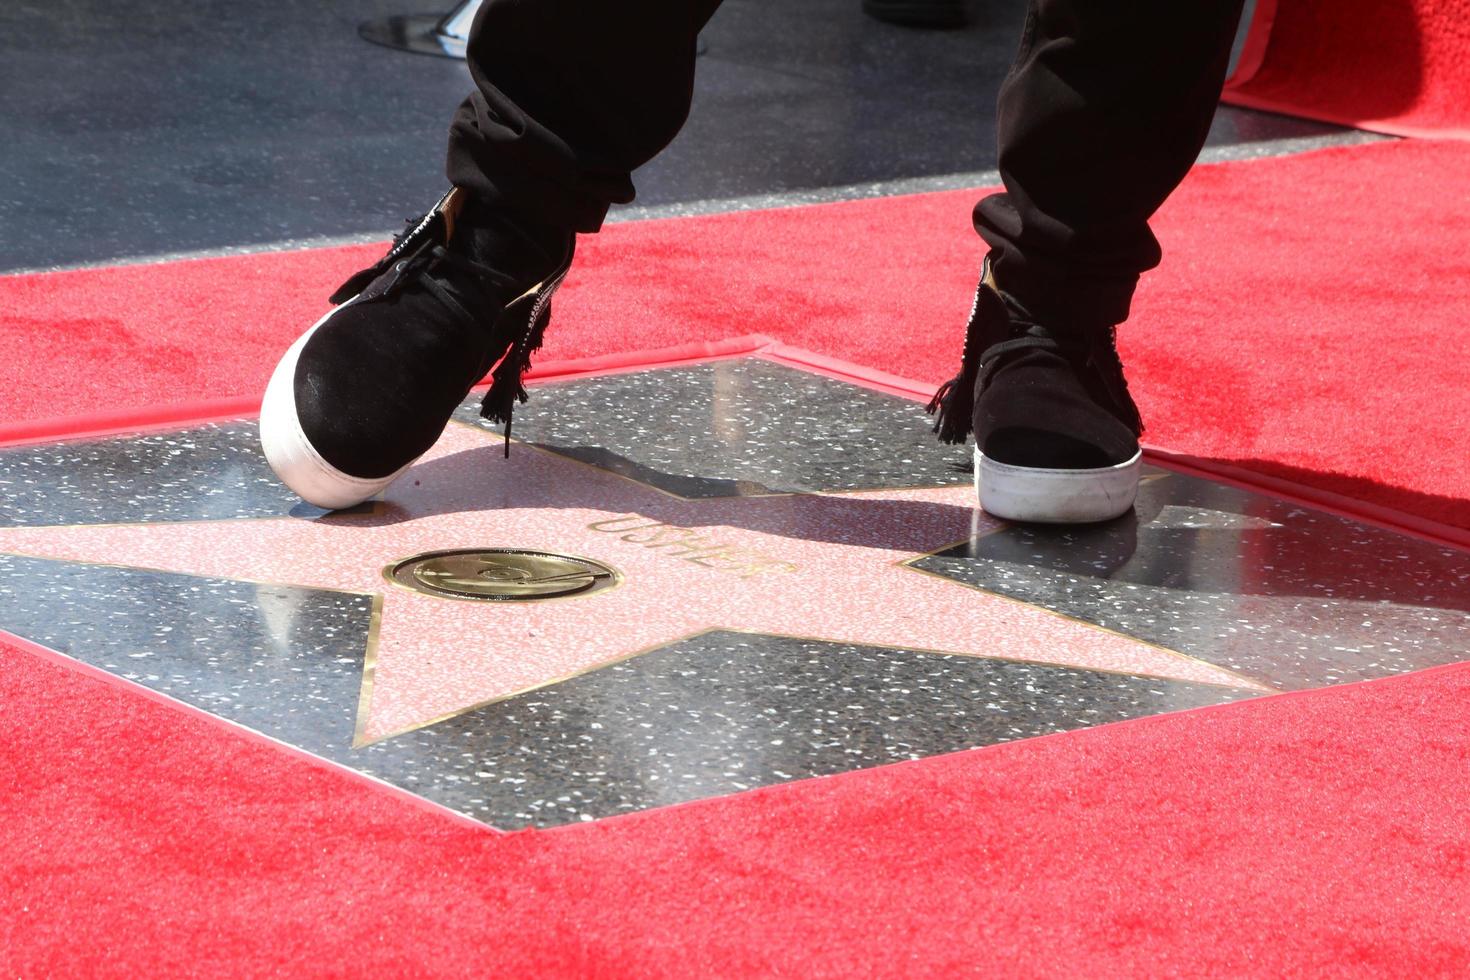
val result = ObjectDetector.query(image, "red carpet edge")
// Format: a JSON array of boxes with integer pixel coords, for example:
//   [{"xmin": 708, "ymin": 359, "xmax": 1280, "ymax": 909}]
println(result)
[{"xmin": 0, "ymin": 628, "xmax": 491, "ymax": 834}]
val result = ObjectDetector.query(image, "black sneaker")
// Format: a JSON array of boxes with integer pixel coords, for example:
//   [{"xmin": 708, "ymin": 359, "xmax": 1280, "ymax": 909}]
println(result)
[
  {"xmin": 862, "ymin": 0, "xmax": 966, "ymax": 28},
  {"xmin": 259, "ymin": 188, "xmax": 572, "ymax": 509},
  {"xmin": 927, "ymin": 258, "xmax": 1143, "ymax": 523}
]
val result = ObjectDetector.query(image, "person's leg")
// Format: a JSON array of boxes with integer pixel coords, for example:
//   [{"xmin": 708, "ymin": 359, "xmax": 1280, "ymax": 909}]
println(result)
[
  {"xmin": 932, "ymin": 0, "xmax": 1245, "ymax": 523},
  {"xmin": 447, "ymin": 0, "xmax": 725, "ymax": 235},
  {"xmin": 260, "ymin": 0, "xmax": 723, "ymax": 509},
  {"xmin": 977, "ymin": 0, "xmax": 1247, "ymax": 329}
]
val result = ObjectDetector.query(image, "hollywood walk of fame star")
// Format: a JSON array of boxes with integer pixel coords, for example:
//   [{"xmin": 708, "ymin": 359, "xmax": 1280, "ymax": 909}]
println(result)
[{"xmin": 0, "ymin": 417, "xmax": 1264, "ymax": 745}]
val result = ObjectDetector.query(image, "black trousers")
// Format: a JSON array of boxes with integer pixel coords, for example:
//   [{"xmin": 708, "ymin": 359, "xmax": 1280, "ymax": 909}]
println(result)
[{"xmin": 445, "ymin": 0, "xmax": 1244, "ymax": 329}]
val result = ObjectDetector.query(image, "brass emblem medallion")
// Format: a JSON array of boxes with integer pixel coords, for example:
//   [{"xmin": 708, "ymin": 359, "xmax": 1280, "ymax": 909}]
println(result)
[{"xmin": 385, "ymin": 549, "xmax": 621, "ymax": 602}]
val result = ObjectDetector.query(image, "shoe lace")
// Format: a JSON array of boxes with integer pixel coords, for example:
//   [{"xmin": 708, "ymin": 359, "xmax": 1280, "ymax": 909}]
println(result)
[
  {"xmin": 478, "ymin": 262, "xmax": 569, "ymax": 457},
  {"xmin": 385, "ymin": 242, "xmax": 559, "ymax": 457},
  {"xmin": 331, "ymin": 211, "xmax": 555, "ymax": 454},
  {"xmin": 978, "ymin": 323, "xmax": 1061, "ymax": 373},
  {"xmin": 927, "ymin": 281, "xmax": 1064, "ymax": 444},
  {"xmin": 927, "ymin": 275, "xmax": 1143, "ymax": 442},
  {"xmin": 381, "ymin": 242, "xmax": 515, "ymax": 319},
  {"xmin": 927, "ymin": 272, "xmax": 995, "ymax": 444}
]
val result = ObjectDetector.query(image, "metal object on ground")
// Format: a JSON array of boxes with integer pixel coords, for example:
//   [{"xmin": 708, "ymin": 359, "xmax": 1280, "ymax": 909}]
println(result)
[
  {"xmin": 386, "ymin": 548, "xmax": 620, "ymax": 602},
  {"xmin": 359, "ymin": 0, "xmax": 482, "ymax": 59},
  {"xmin": 359, "ymin": 1, "xmax": 706, "ymax": 60}
]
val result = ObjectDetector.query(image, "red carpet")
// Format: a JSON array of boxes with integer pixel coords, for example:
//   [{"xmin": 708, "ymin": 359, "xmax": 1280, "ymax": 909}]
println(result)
[
  {"xmin": 6, "ymin": 138, "xmax": 1470, "ymax": 972},
  {"xmin": 4, "ymin": 138, "xmax": 1469, "ymax": 538},
  {"xmin": 1225, "ymin": 0, "xmax": 1470, "ymax": 139},
  {"xmin": 6, "ymin": 631, "xmax": 1470, "ymax": 975}
]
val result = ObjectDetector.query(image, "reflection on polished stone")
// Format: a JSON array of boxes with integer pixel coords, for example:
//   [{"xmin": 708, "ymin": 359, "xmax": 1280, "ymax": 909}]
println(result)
[
  {"xmin": 0, "ymin": 554, "xmax": 373, "ymax": 741},
  {"xmin": 455, "ymin": 358, "xmax": 971, "ymax": 497},
  {"xmin": 911, "ymin": 468, "xmax": 1470, "ymax": 690},
  {"xmin": 0, "ymin": 423, "xmax": 300, "ymax": 527}
]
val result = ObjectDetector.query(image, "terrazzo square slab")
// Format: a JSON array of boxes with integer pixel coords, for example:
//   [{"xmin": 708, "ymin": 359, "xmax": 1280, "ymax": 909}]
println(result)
[
  {"xmin": 453, "ymin": 358, "xmax": 971, "ymax": 497},
  {"xmin": 0, "ymin": 424, "xmax": 308, "ymax": 527},
  {"xmin": 908, "ymin": 472, "xmax": 1470, "ymax": 691},
  {"xmin": 1, "ymin": 357, "xmax": 1464, "ymax": 828}
]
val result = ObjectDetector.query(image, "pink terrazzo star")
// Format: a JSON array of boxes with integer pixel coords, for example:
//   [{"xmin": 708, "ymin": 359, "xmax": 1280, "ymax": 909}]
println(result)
[{"xmin": 0, "ymin": 419, "xmax": 1265, "ymax": 742}]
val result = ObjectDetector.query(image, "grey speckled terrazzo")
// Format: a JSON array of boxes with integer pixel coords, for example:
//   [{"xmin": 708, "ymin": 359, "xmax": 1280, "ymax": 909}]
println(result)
[
  {"xmin": 0, "ymin": 423, "xmax": 316, "ymax": 527},
  {"xmin": 912, "ymin": 470, "xmax": 1470, "ymax": 690},
  {"xmin": 375, "ymin": 631, "xmax": 1254, "ymax": 827},
  {"xmin": 0, "ymin": 554, "xmax": 372, "ymax": 743},
  {"xmin": 7, "ymin": 360, "xmax": 1470, "ymax": 828},
  {"xmin": 0, "ymin": 551, "xmax": 1254, "ymax": 828},
  {"xmin": 456, "ymin": 359, "xmax": 971, "ymax": 497}
]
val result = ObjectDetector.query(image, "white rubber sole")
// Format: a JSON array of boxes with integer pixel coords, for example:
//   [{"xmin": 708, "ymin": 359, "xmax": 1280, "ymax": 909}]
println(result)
[
  {"xmin": 258, "ymin": 304, "xmax": 420, "ymax": 510},
  {"xmin": 976, "ymin": 447, "xmax": 1141, "ymax": 524}
]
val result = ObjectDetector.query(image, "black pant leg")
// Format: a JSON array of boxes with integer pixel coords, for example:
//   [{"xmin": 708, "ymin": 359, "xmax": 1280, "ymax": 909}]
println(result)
[
  {"xmin": 446, "ymin": 0, "xmax": 724, "ymax": 234},
  {"xmin": 974, "ymin": 0, "xmax": 1246, "ymax": 329}
]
